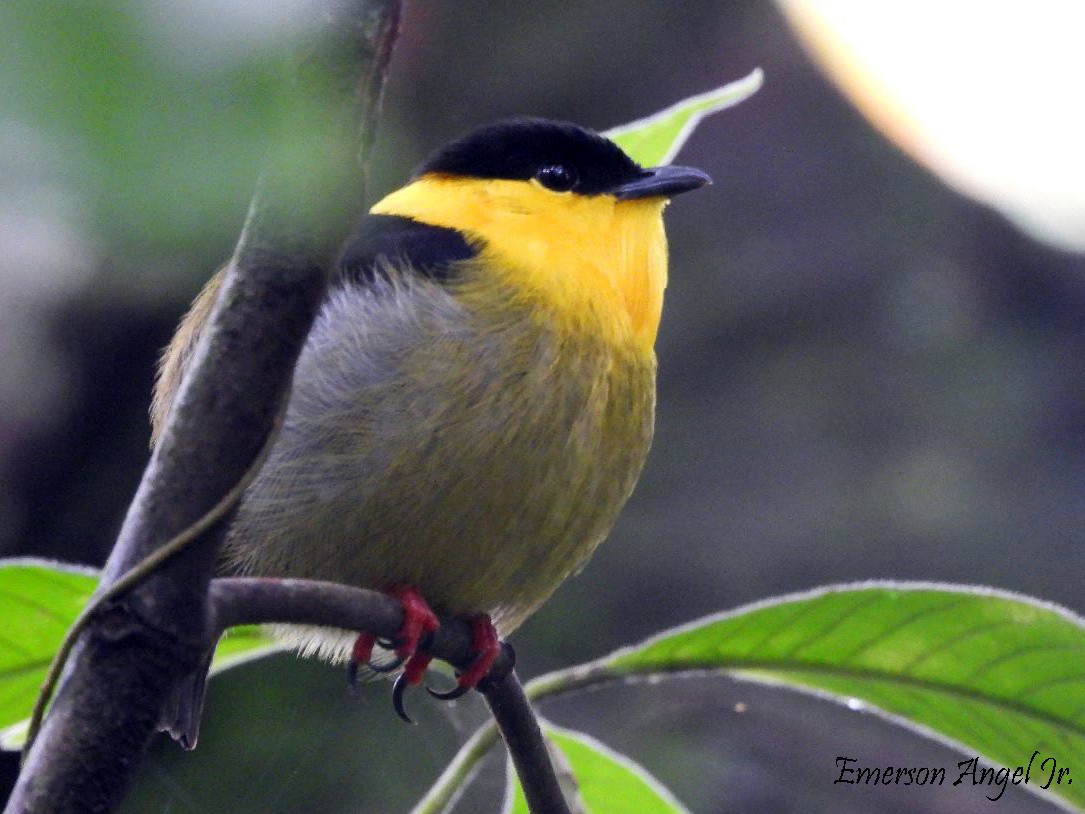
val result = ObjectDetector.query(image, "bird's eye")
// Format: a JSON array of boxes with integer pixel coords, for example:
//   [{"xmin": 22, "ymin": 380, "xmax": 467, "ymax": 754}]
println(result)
[{"xmin": 534, "ymin": 164, "xmax": 578, "ymax": 192}]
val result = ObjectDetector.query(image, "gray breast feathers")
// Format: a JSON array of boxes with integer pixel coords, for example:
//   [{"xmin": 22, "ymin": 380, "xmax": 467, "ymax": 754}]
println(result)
[{"xmin": 221, "ymin": 269, "xmax": 656, "ymax": 634}]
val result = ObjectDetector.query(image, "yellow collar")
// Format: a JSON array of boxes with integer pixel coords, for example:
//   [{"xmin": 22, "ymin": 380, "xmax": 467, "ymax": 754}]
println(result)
[{"xmin": 371, "ymin": 174, "xmax": 669, "ymax": 352}]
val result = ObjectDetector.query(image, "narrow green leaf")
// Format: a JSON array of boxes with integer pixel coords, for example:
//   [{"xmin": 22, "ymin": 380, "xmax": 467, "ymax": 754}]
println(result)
[
  {"xmin": 503, "ymin": 722, "xmax": 690, "ymax": 814},
  {"xmin": 0, "ymin": 559, "xmax": 281, "ymax": 750},
  {"xmin": 605, "ymin": 69, "xmax": 763, "ymax": 166},
  {"xmin": 529, "ymin": 583, "xmax": 1084, "ymax": 811}
]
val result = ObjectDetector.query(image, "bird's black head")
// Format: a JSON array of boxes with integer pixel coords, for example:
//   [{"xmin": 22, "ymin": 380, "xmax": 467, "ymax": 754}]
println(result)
[
  {"xmin": 416, "ymin": 118, "xmax": 642, "ymax": 196},
  {"xmin": 416, "ymin": 118, "xmax": 710, "ymax": 200}
]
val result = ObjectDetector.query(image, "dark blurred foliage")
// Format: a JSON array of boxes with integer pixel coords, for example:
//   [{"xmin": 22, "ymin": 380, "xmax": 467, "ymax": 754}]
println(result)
[{"xmin": 1, "ymin": 1, "xmax": 1082, "ymax": 812}]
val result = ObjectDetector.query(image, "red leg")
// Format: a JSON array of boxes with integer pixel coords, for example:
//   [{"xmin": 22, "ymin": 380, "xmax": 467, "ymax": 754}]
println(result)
[
  {"xmin": 345, "ymin": 590, "xmax": 503, "ymax": 721},
  {"xmin": 457, "ymin": 615, "xmax": 501, "ymax": 689},
  {"xmin": 349, "ymin": 585, "xmax": 439, "ymax": 684},
  {"xmin": 348, "ymin": 631, "xmax": 378, "ymax": 685},
  {"xmin": 389, "ymin": 586, "xmax": 439, "ymax": 685},
  {"xmin": 427, "ymin": 614, "xmax": 502, "ymax": 701}
]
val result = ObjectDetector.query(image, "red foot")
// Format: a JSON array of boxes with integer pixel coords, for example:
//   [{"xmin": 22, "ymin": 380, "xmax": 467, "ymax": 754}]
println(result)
[
  {"xmin": 457, "ymin": 615, "xmax": 501, "ymax": 689},
  {"xmin": 390, "ymin": 586, "xmax": 439, "ymax": 685},
  {"xmin": 349, "ymin": 585, "xmax": 439, "ymax": 684},
  {"xmin": 427, "ymin": 614, "xmax": 502, "ymax": 702},
  {"xmin": 346, "ymin": 591, "xmax": 503, "ymax": 723},
  {"xmin": 350, "ymin": 631, "xmax": 377, "ymax": 681}
]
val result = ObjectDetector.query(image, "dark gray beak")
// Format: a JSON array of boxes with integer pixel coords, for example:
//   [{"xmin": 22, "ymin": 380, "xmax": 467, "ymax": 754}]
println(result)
[{"xmin": 613, "ymin": 165, "xmax": 712, "ymax": 200}]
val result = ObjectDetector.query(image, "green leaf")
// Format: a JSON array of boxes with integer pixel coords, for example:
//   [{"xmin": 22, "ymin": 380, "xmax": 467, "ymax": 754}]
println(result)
[
  {"xmin": 0, "ymin": 559, "xmax": 281, "ymax": 750},
  {"xmin": 530, "ymin": 583, "xmax": 1085, "ymax": 811},
  {"xmin": 604, "ymin": 69, "xmax": 763, "ymax": 166},
  {"xmin": 0, "ymin": 560, "xmax": 98, "ymax": 750},
  {"xmin": 503, "ymin": 722, "xmax": 690, "ymax": 814},
  {"xmin": 208, "ymin": 626, "xmax": 286, "ymax": 675}
]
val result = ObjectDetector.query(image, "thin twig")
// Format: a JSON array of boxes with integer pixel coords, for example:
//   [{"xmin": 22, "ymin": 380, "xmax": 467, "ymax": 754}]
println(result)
[
  {"xmin": 411, "ymin": 657, "xmax": 629, "ymax": 813},
  {"xmin": 481, "ymin": 671, "xmax": 572, "ymax": 814},
  {"xmin": 409, "ymin": 719, "xmax": 501, "ymax": 814},
  {"xmin": 208, "ymin": 577, "xmax": 499, "ymax": 674}
]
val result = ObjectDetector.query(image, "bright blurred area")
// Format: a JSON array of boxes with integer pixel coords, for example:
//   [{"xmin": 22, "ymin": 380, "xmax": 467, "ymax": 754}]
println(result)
[
  {"xmin": 1, "ymin": 2, "xmax": 1082, "ymax": 813},
  {"xmin": 780, "ymin": 0, "xmax": 1085, "ymax": 252}
]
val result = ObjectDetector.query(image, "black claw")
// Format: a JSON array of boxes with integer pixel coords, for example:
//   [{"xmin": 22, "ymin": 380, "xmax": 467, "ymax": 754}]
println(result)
[
  {"xmin": 369, "ymin": 654, "xmax": 406, "ymax": 674},
  {"xmin": 426, "ymin": 682, "xmax": 471, "ymax": 702},
  {"xmin": 347, "ymin": 660, "xmax": 360, "ymax": 689},
  {"xmin": 391, "ymin": 674, "xmax": 415, "ymax": 724}
]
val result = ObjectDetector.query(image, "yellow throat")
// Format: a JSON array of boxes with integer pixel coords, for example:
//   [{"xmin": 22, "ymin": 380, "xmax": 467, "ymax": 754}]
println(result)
[{"xmin": 371, "ymin": 174, "xmax": 669, "ymax": 352}]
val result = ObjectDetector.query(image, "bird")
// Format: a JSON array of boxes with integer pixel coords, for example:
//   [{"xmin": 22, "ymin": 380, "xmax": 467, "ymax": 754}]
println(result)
[{"xmin": 152, "ymin": 117, "xmax": 709, "ymax": 744}]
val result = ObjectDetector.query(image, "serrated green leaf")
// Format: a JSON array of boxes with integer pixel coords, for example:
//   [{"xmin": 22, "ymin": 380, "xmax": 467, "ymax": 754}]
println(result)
[
  {"xmin": 604, "ymin": 69, "xmax": 763, "ymax": 166},
  {"xmin": 530, "ymin": 583, "xmax": 1084, "ymax": 811},
  {"xmin": 0, "ymin": 559, "xmax": 281, "ymax": 750},
  {"xmin": 503, "ymin": 722, "xmax": 690, "ymax": 814}
]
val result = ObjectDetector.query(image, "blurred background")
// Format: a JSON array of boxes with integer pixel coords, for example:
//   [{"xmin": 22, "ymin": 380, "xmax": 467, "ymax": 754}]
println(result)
[{"xmin": 1, "ymin": 1, "xmax": 1082, "ymax": 812}]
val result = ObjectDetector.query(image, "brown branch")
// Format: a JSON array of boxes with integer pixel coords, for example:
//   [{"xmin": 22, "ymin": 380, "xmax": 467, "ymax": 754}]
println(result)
[
  {"xmin": 4, "ymin": 3, "xmax": 401, "ymax": 812},
  {"xmin": 209, "ymin": 577, "xmax": 488, "ymax": 673},
  {"xmin": 209, "ymin": 578, "xmax": 566, "ymax": 813}
]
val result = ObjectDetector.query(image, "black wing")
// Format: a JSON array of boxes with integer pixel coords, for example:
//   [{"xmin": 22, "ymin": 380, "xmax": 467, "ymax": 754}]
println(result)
[{"xmin": 337, "ymin": 214, "xmax": 477, "ymax": 285}]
